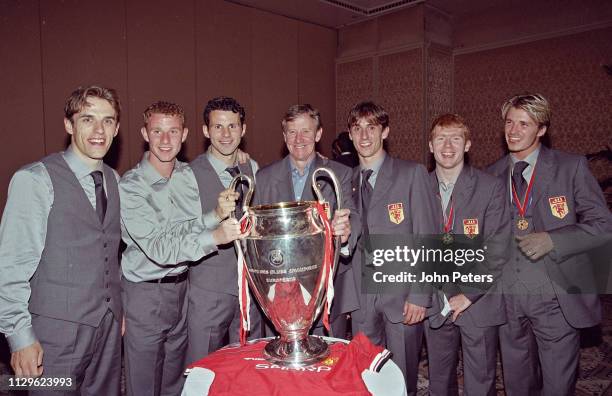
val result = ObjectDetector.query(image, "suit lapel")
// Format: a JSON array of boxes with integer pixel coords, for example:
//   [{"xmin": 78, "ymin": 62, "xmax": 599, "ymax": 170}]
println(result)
[
  {"xmin": 529, "ymin": 146, "xmax": 554, "ymax": 210},
  {"xmin": 450, "ymin": 165, "xmax": 476, "ymax": 233},
  {"xmin": 369, "ymin": 155, "xmax": 393, "ymax": 210},
  {"xmin": 277, "ymin": 156, "xmax": 296, "ymax": 203},
  {"xmin": 352, "ymin": 167, "xmax": 361, "ymax": 211}
]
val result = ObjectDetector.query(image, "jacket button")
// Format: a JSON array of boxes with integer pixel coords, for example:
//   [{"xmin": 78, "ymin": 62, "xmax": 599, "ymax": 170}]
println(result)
[
  {"xmin": 105, "ymin": 297, "xmax": 111, "ymax": 302},
  {"xmin": 104, "ymin": 243, "xmax": 108, "ymax": 248},
  {"xmin": 105, "ymin": 257, "xmax": 108, "ymax": 262}
]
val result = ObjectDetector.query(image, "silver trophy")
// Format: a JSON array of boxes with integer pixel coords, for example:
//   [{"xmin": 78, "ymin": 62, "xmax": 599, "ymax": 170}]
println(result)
[{"xmin": 230, "ymin": 167, "xmax": 342, "ymax": 367}]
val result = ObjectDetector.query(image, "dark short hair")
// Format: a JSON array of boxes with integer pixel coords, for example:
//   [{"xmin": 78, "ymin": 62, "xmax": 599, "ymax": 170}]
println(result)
[
  {"xmin": 64, "ymin": 85, "xmax": 121, "ymax": 123},
  {"xmin": 203, "ymin": 96, "xmax": 245, "ymax": 127},
  {"xmin": 347, "ymin": 101, "xmax": 389, "ymax": 129},
  {"xmin": 281, "ymin": 104, "xmax": 322, "ymax": 131},
  {"xmin": 143, "ymin": 101, "xmax": 185, "ymax": 127}
]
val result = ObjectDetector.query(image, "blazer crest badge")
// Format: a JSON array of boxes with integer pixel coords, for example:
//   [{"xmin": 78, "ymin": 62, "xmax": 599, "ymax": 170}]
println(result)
[
  {"xmin": 549, "ymin": 196, "xmax": 568, "ymax": 219},
  {"xmin": 387, "ymin": 203, "xmax": 404, "ymax": 224},
  {"xmin": 463, "ymin": 218, "xmax": 479, "ymax": 238}
]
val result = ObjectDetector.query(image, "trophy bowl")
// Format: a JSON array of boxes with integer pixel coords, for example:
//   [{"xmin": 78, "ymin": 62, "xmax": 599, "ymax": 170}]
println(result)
[{"xmin": 231, "ymin": 168, "xmax": 342, "ymax": 367}]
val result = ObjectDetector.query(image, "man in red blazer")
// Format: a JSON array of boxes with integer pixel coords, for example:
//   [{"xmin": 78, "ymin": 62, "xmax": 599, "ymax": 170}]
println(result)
[{"xmin": 487, "ymin": 93, "xmax": 612, "ymax": 395}]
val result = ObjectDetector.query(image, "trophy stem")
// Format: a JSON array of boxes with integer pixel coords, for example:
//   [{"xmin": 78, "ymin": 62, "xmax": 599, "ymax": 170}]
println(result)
[{"xmin": 263, "ymin": 334, "xmax": 329, "ymax": 367}]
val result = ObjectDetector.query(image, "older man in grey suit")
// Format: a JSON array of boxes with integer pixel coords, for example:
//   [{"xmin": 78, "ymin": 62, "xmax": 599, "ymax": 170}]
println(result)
[
  {"xmin": 487, "ymin": 93, "xmax": 612, "ymax": 395},
  {"xmin": 425, "ymin": 114, "xmax": 511, "ymax": 396},
  {"xmin": 0, "ymin": 86, "xmax": 122, "ymax": 394},
  {"xmin": 347, "ymin": 101, "xmax": 439, "ymax": 395},
  {"xmin": 254, "ymin": 104, "xmax": 359, "ymax": 338}
]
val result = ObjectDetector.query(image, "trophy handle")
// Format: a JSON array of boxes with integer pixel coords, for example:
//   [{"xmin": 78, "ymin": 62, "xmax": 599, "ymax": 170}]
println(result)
[
  {"xmin": 311, "ymin": 167, "xmax": 342, "ymax": 269},
  {"xmin": 229, "ymin": 174, "xmax": 254, "ymax": 221},
  {"xmin": 311, "ymin": 167, "xmax": 342, "ymax": 211}
]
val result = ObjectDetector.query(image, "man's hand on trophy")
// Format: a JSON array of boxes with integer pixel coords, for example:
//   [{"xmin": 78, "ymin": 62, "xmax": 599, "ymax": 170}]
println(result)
[
  {"xmin": 213, "ymin": 218, "xmax": 247, "ymax": 245},
  {"xmin": 215, "ymin": 189, "xmax": 240, "ymax": 221},
  {"xmin": 331, "ymin": 208, "xmax": 351, "ymax": 244}
]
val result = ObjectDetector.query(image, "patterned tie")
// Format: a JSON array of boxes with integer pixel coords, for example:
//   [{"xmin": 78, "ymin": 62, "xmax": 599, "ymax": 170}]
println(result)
[
  {"xmin": 361, "ymin": 169, "xmax": 374, "ymax": 251},
  {"xmin": 512, "ymin": 161, "xmax": 529, "ymax": 200},
  {"xmin": 91, "ymin": 171, "xmax": 107, "ymax": 223},
  {"xmin": 226, "ymin": 166, "xmax": 243, "ymax": 217}
]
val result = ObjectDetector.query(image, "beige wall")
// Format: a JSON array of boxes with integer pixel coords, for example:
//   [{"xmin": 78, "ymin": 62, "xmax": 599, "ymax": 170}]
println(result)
[{"xmin": 0, "ymin": 0, "xmax": 337, "ymax": 211}]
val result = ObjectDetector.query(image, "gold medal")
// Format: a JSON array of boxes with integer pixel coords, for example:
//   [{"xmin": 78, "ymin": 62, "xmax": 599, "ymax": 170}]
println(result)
[
  {"xmin": 516, "ymin": 217, "xmax": 529, "ymax": 230},
  {"xmin": 442, "ymin": 232, "xmax": 454, "ymax": 245}
]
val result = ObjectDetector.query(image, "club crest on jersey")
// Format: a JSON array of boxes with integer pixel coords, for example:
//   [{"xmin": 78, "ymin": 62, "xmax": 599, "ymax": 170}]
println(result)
[
  {"xmin": 549, "ymin": 196, "xmax": 568, "ymax": 219},
  {"xmin": 463, "ymin": 218, "xmax": 479, "ymax": 238},
  {"xmin": 387, "ymin": 203, "xmax": 404, "ymax": 224},
  {"xmin": 321, "ymin": 356, "xmax": 339, "ymax": 366}
]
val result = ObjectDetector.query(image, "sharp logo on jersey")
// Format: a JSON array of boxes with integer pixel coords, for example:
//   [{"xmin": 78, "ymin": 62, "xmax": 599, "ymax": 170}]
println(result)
[
  {"xmin": 254, "ymin": 363, "xmax": 332, "ymax": 373},
  {"xmin": 463, "ymin": 218, "xmax": 479, "ymax": 238},
  {"xmin": 387, "ymin": 203, "xmax": 404, "ymax": 224},
  {"xmin": 549, "ymin": 196, "xmax": 568, "ymax": 219}
]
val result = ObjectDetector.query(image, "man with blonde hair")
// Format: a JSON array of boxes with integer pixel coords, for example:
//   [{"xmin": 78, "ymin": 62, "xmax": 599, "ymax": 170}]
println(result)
[
  {"xmin": 120, "ymin": 101, "xmax": 244, "ymax": 395},
  {"xmin": 487, "ymin": 93, "xmax": 612, "ymax": 395},
  {"xmin": 426, "ymin": 113, "xmax": 510, "ymax": 396}
]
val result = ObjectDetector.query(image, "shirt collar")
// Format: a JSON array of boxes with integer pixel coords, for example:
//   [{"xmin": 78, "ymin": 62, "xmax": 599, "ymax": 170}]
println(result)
[
  {"xmin": 207, "ymin": 149, "xmax": 237, "ymax": 176},
  {"xmin": 360, "ymin": 151, "xmax": 386, "ymax": 175},
  {"xmin": 140, "ymin": 152, "xmax": 171, "ymax": 185},
  {"xmin": 289, "ymin": 155, "xmax": 315, "ymax": 177},
  {"xmin": 510, "ymin": 145, "xmax": 540, "ymax": 169},
  {"xmin": 63, "ymin": 145, "xmax": 103, "ymax": 181}
]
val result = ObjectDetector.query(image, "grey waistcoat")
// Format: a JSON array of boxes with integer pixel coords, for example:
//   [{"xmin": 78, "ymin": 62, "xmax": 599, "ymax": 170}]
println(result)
[
  {"xmin": 29, "ymin": 153, "xmax": 122, "ymax": 326},
  {"xmin": 189, "ymin": 155, "xmax": 254, "ymax": 296}
]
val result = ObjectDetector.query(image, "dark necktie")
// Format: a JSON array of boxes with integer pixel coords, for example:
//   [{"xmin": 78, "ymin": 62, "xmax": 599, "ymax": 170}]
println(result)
[
  {"xmin": 91, "ymin": 171, "xmax": 107, "ymax": 223},
  {"xmin": 361, "ymin": 169, "xmax": 374, "ymax": 250},
  {"xmin": 226, "ymin": 166, "xmax": 243, "ymax": 217},
  {"xmin": 512, "ymin": 161, "xmax": 529, "ymax": 200}
]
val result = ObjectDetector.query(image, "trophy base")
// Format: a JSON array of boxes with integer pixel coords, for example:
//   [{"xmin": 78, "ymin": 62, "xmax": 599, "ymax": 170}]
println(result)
[{"xmin": 263, "ymin": 335, "xmax": 330, "ymax": 367}]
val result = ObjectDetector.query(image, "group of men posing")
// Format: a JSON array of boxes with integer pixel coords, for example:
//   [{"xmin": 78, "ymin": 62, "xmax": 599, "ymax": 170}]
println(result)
[{"xmin": 0, "ymin": 85, "xmax": 610, "ymax": 396}]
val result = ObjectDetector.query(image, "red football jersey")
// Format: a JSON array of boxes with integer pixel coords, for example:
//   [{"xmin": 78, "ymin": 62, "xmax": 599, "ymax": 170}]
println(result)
[{"xmin": 187, "ymin": 333, "xmax": 391, "ymax": 396}]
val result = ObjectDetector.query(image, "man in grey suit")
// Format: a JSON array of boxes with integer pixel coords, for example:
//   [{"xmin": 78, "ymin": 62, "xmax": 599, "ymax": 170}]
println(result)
[
  {"xmin": 254, "ymin": 104, "xmax": 358, "ymax": 338},
  {"xmin": 487, "ymin": 93, "xmax": 612, "ymax": 395},
  {"xmin": 0, "ymin": 86, "xmax": 122, "ymax": 394},
  {"xmin": 347, "ymin": 101, "xmax": 439, "ymax": 394},
  {"xmin": 120, "ymin": 101, "xmax": 244, "ymax": 395},
  {"xmin": 425, "ymin": 113, "xmax": 510, "ymax": 396},
  {"xmin": 187, "ymin": 97, "xmax": 263, "ymax": 363}
]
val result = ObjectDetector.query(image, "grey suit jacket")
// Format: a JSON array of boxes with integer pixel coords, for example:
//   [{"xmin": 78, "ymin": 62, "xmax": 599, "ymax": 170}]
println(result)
[
  {"xmin": 254, "ymin": 154, "xmax": 361, "ymax": 315},
  {"xmin": 351, "ymin": 154, "xmax": 439, "ymax": 323},
  {"xmin": 428, "ymin": 165, "xmax": 510, "ymax": 327},
  {"xmin": 487, "ymin": 146, "xmax": 611, "ymax": 328}
]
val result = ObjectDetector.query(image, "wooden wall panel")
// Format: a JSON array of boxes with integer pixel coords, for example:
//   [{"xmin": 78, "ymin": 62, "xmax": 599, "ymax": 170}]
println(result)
[
  {"xmin": 195, "ymin": 0, "xmax": 253, "ymax": 159},
  {"xmin": 297, "ymin": 21, "xmax": 337, "ymax": 158},
  {"xmin": 126, "ymin": 0, "xmax": 197, "ymax": 166},
  {"xmin": 250, "ymin": 9, "xmax": 298, "ymax": 166},
  {"xmin": 0, "ymin": 0, "xmax": 45, "ymax": 210},
  {"xmin": 39, "ymin": 0, "xmax": 128, "ymax": 172}
]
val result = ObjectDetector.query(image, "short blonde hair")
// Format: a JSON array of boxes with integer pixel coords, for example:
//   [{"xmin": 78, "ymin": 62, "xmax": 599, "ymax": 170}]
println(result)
[
  {"xmin": 501, "ymin": 93, "xmax": 551, "ymax": 128},
  {"xmin": 429, "ymin": 113, "xmax": 470, "ymax": 141},
  {"xmin": 143, "ymin": 101, "xmax": 185, "ymax": 127}
]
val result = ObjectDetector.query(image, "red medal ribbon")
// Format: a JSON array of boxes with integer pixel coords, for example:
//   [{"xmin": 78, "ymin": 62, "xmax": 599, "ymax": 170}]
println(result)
[
  {"xmin": 444, "ymin": 200, "xmax": 454, "ymax": 233},
  {"xmin": 314, "ymin": 202, "xmax": 335, "ymax": 332},
  {"xmin": 511, "ymin": 165, "xmax": 537, "ymax": 218}
]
